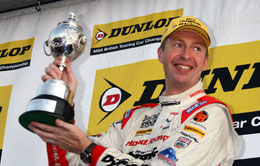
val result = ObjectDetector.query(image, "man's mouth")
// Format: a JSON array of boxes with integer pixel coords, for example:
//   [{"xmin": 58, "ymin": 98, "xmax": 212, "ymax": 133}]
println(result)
[{"xmin": 175, "ymin": 64, "xmax": 192, "ymax": 70}]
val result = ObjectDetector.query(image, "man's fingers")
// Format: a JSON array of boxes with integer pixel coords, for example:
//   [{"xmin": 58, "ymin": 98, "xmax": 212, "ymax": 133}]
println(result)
[
  {"xmin": 41, "ymin": 74, "xmax": 53, "ymax": 82},
  {"xmin": 47, "ymin": 63, "xmax": 62, "ymax": 78},
  {"xmin": 55, "ymin": 119, "xmax": 74, "ymax": 131},
  {"xmin": 44, "ymin": 67, "xmax": 57, "ymax": 79},
  {"xmin": 29, "ymin": 122, "xmax": 59, "ymax": 137}
]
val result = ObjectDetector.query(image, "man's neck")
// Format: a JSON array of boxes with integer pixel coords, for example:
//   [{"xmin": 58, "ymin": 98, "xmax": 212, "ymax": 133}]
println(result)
[{"xmin": 164, "ymin": 80, "xmax": 199, "ymax": 96}]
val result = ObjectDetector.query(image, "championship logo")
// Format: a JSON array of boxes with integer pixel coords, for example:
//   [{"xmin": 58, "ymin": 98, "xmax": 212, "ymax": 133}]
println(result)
[
  {"xmin": 90, "ymin": 9, "xmax": 183, "ymax": 55},
  {"xmin": 0, "ymin": 85, "xmax": 12, "ymax": 163},
  {"xmin": 0, "ymin": 38, "xmax": 34, "ymax": 71}
]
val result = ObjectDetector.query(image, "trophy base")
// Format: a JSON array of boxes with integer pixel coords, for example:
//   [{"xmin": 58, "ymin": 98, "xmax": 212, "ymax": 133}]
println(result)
[
  {"xmin": 19, "ymin": 94, "xmax": 74, "ymax": 133},
  {"xmin": 19, "ymin": 111, "xmax": 73, "ymax": 133}
]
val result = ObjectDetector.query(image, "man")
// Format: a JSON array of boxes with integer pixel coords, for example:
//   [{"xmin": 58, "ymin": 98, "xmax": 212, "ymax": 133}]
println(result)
[{"xmin": 29, "ymin": 16, "xmax": 240, "ymax": 166}]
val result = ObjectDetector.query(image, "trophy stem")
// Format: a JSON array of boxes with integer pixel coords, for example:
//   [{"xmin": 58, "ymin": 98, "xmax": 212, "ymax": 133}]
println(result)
[{"xmin": 59, "ymin": 55, "xmax": 67, "ymax": 72}]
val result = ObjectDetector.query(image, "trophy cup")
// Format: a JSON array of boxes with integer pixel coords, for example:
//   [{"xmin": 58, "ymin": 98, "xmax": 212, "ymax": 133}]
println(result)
[{"xmin": 19, "ymin": 12, "xmax": 87, "ymax": 132}]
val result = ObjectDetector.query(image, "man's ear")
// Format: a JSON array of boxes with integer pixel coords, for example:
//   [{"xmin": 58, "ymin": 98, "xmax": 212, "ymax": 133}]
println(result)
[
  {"xmin": 203, "ymin": 55, "xmax": 209, "ymax": 70},
  {"xmin": 158, "ymin": 47, "xmax": 163, "ymax": 64}
]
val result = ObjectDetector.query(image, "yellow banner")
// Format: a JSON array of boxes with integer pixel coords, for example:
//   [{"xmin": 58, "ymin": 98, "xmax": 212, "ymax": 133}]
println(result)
[
  {"xmin": 0, "ymin": 38, "xmax": 34, "ymax": 64},
  {"xmin": 88, "ymin": 40, "xmax": 260, "ymax": 135},
  {"xmin": 203, "ymin": 40, "xmax": 260, "ymax": 114},
  {"xmin": 0, "ymin": 85, "xmax": 12, "ymax": 150},
  {"xmin": 90, "ymin": 9, "xmax": 183, "ymax": 55},
  {"xmin": 0, "ymin": 38, "xmax": 34, "ymax": 71}
]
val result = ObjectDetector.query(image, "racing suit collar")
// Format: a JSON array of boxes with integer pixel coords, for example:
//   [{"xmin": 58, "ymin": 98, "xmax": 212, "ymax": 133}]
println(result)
[{"xmin": 159, "ymin": 80, "xmax": 206, "ymax": 107}]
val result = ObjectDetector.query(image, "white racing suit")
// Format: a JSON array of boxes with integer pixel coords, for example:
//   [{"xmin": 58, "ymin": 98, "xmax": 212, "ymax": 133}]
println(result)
[{"xmin": 46, "ymin": 81, "xmax": 241, "ymax": 166}]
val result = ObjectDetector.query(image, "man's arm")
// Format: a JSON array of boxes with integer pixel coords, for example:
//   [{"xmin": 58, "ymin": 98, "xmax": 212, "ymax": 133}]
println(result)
[{"xmin": 28, "ymin": 117, "xmax": 150, "ymax": 166}]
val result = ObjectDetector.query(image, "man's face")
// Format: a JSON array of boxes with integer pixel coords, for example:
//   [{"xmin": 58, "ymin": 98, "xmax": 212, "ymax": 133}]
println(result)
[{"xmin": 158, "ymin": 31, "xmax": 208, "ymax": 94}]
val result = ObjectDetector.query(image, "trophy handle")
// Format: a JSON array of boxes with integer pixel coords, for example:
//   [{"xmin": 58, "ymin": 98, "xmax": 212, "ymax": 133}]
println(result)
[
  {"xmin": 43, "ymin": 40, "xmax": 51, "ymax": 56},
  {"xmin": 80, "ymin": 35, "xmax": 87, "ymax": 45}
]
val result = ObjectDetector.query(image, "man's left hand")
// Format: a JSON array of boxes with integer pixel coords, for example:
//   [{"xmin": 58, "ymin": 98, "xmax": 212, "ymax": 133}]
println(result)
[{"xmin": 28, "ymin": 119, "xmax": 91, "ymax": 154}]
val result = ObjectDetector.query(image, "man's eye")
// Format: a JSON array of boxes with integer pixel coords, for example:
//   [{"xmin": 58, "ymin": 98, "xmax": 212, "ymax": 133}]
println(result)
[
  {"xmin": 194, "ymin": 47, "xmax": 201, "ymax": 51},
  {"xmin": 174, "ymin": 43, "xmax": 182, "ymax": 48}
]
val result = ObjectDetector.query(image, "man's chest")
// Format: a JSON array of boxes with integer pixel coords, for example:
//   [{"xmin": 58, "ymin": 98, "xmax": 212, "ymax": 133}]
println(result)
[{"xmin": 121, "ymin": 106, "xmax": 184, "ymax": 157}]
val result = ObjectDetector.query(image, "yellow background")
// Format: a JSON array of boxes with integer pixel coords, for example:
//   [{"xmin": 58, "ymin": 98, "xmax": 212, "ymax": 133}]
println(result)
[
  {"xmin": 0, "ymin": 85, "xmax": 12, "ymax": 149},
  {"xmin": 204, "ymin": 40, "xmax": 260, "ymax": 114}
]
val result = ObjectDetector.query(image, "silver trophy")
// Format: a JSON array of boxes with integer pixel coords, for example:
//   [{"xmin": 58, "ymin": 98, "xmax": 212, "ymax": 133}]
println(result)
[{"xmin": 19, "ymin": 12, "xmax": 87, "ymax": 132}]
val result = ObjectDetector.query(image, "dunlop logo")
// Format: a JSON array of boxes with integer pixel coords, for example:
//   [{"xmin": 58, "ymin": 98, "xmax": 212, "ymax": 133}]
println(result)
[
  {"xmin": 0, "ymin": 38, "xmax": 34, "ymax": 71},
  {"xmin": 91, "ymin": 9, "xmax": 183, "ymax": 55}
]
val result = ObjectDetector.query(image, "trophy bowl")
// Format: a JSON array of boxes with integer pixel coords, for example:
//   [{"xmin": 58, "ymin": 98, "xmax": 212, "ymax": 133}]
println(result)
[{"xmin": 19, "ymin": 12, "xmax": 87, "ymax": 132}]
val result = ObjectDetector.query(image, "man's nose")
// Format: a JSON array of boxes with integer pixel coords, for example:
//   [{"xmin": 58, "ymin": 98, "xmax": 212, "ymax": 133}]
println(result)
[{"xmin": 180, "ymin": 47, "xmax": 191, "ymax": 59}]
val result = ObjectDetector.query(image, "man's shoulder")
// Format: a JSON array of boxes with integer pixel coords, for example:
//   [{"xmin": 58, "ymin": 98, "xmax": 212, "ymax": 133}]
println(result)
[{"xmin": 181, "ymin": 95, "xmax": 230, "ymax": 124}]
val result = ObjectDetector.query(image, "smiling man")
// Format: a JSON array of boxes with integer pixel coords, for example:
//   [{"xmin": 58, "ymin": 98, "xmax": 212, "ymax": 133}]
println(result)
[
  {"xmin": 158, "ymin": 30, "xmax": 209, "ymax": 95},
  {"xmin": 29, "ymin": 16, "xmax": 241, "ymax": 166}
]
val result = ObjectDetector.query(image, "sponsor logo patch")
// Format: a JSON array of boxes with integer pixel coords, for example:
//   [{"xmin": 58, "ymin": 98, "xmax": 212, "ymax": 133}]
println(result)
[
  {"xmin": 184, "ymin": 125, "xmax": 206, "ymax": 138},
  {"xmin": 180, "ymin": 131, "xmax": 199, "ymax": 143},
  {"xmin": 124, "ymin": 109, "xmax": 132, "ymax": 119},
  {"xmin": 101, "ymin": 154, "xmax": 149, "ymax": 166},
  {"xmin": 189, "ymin": 90, "xmax": 205, "ymax": 98},
  {"xmin": 140, "ymin": 113, "xmax": 159, "ymax": 128},
  {"xmin": 174, "ymin": 136, "xmax": 192, "ymax": 149},
  {"xmin": 129, "ymin": 147, "xmax": 158, "ymax": 160},
  {"xmin": 161, "ymin": 100, "xmax": 180, "ymax": 107},
  {"xmin": 125, "ymin": 135, "xmax": 169, "ymax": 146},
  {"xmin": 136, "ymin": 128, "xmax": 153, "ymax": 135},
  {"xmin": 185, "ymin": 101, "xmax": 208, "ymax": 114},
  {"xmin": 193, "ymin": 111, "xmax": 208, "ymax": 122},
  {"xmin": 158, "ymin": 148, "xmax": 178, "ymax": 166}
]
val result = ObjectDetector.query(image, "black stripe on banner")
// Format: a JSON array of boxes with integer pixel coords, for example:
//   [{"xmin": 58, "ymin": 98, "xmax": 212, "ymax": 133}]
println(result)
[
  {"xmin": 90, "ymin": 35, "xmax": 162, "ymax": 55},
  {"xmin": 0, "ymin": 60, "xmax": 31, "ymax": 72},
  {"xmin": 0, "ymin": 149, "xmax": 2, "ymax": 163},
  {"xmin": 233, "ymin": 157, "xmax": 260, "ymax": 166},
  {"xmin": 232, "ymin": 110, "xmax": 260, "ymax": 135}
]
